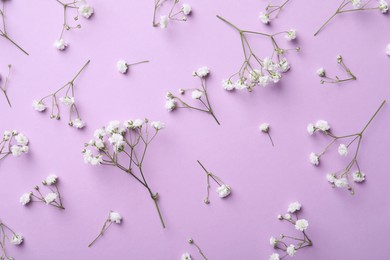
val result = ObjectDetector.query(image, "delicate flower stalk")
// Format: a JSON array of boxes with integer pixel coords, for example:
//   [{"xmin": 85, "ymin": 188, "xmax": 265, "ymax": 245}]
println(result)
[
  {"xmin": 0, "ymin": 64, "xmax": 12, "ymax": 108},
  {"xmin": 0, "ymin": 219, "xmax": 24, "ymax": 260},
  {"xmin": 270, "ymin": 202, "xmax": 312, "ymax": 259},
  {"xmin": 197, "ymin": 160, "xmax": 231, "ymax": 204},
  {"xmin": 165, "ymin": 67, "xmax": 220, "ymax": 125},
  {"xmin": 82, "ymin": 119, "xmax": 167, "ymax": 228},
  {"xmin": 188, "ymin": 238, "xmax": 208, "ymax": 260},
  {"xmin": 308, "ymin": 100, "xmax": 386, "ymax": 194},
  {"xmin": 20, "ymin": 174, "xmax": 65, "ymax": 210},
  {"xmin": 32, "ymin": 60, "xmax": 90, "ymax": 129},
  {"xmin": 152, "ymin": 0, "xmax": 192, "ymax": 28},
  {"xmin": 0, "ymin": 1, "xmax": 29, "ymax": 55},
  {"xmin": 88, "ymin": 211, "xmax": 122, "ymax": 247},
  {"xmin": 259, "ymin": 0, "xmax": 291, "ymax": 24},
  {"xmin": 314, "ymin": 0, "xmax": 389, "ymax": 36},
  {"xmin": 116, "ymin": 59, "xmax": 149, "ymax": 74},
  {"xmin": 217, "ymin": 15, "xmax": 299, "ymax": 92},
  {"xmin": 317, "ymin": 55, "xmax": 356, "ymax": 84},
  {"xmin": 0, "ymin": 130, "xmax": 29, "ymax": 162},
  {"xmin": 259, "ymin": 123, "xmax": 274, "ymax": 146}
]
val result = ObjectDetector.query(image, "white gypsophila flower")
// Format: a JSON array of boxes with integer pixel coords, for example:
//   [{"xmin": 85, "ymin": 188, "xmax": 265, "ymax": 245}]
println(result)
[
  {"xmin": 95, "ymin": 139, "xmax": 105, "ymax": 149},
  {"xmin": 259, "ymin": 75, "xmax": 270, "ymax": 87},
  {"xmin": 284, "ymin": 213, "xmax": 292, "ymax": 220},
  {"xmin": 288, "ymin": 201, "xmax": 302, "ymax": 213},
  {"xmin": 3, "ymin": 130, "xmax": 11, "ymax": 141},
  {"xmin": 10, "ymin": 234, "xmax": 23, "ymax": 245},
  {"xmin": 160, "ymin": 15, "xmax": 169, "ymax": 28},
  {"xmin": 182, "ymin": 4, "xmax": 192, "ymax": 15},
  {"xmin": 44, "ymin": 192, "xmax": 58, "ymax": 204},
  {"xmin": 310, "ymin": 153, "xmax": 319, "ymax": 166},
  {"xmin": 11, "ymin": 145, "xmax": 23, "ymax": 157},
  {"xmin": 151, "ymin": 121, "xmax": 165, "ymax": 130},
  {"xmin": 21, "ymin": 145, "xmax": 29, "ymax": 153},
  {"xmin": 165, "ymin": 99, "xmax": 176, "ymax": 111},
  {"xmin": 279, "ymin": 58, "xmax": 290, "ymax": 73},
  {"xmin": 222, "ymin": 80, "xmax": 235, "ymax": 91},
  {"xmin": 263, "ymin": 57, "xmax": 275, "ymax": 71},
  {"xmin": 285, "ymin": 29, "xmax": 296, "ymax": 41},
  {"xmin": 181, "ymin": 252, "xmax": 192, "ymax": 260},
  {"xmin": 295, "ymin": 219, "xmax": 309, "ymax": 231},
  {"xmin": 133, "ymin": 119, "xmax": 144, "ymax": 128},
  {"xmin": 259, "ymin": 12, "xmax": 271, "ymax": 24},
  {"xmin": 307, "ymin": 123, "xmax": 315, "ymax": 135},
  {"xmin": 334, "ymin": 177, "xmax": 349, "ymax": 188},
  {"xmin": 386, "ymin": 44, "xmax": 390, "ymax": 56},
  {"xmin": 379, "ymin": 0, "xmax": 389, "ymax": 13},
  {"xmin": 287, "ymin": 244, "xmax": 297, "ymax": 256},
  {"xmin": 15, "ymin": 134, "xmax": 28, "ymax": 146},
  {"xmin": 352, "ymin": 171, "xmax": 365, "ymax": 183},
  {"xmin": 277, "ymin": 214, "xmax": 283, "ymax": 220},
  {"xmin": 315, "ymin": 120, "xmax": 330, "ymax": 131},
  {"xmin": 116, "ymin": 60, "xmax": 128, "ymax": 74},
  {"xmin": 106, "ymin": 120, "xmax": 124, "ymax": 133},
  {"xmin": 90, "ymin": 154, "xmax": 103, "ymax": 165},
  {"xmin": 78, "ymin": 4, "xmax": 94, "ymax": 18},
  {"xmin": 269, "ymin": 253, "xmax": 280, "ymax": 260},
  {"xmin": 259, "ymin": 123, "xmax": 270, "ymax": 133},
  {"xmin": 351, "ymin": 0, "xmax": 362, "ymax": 9},
  {"xmin": 249, "ymin": 69, "xmax": 261, "ymax": 82},
  {"xmin": 234, "ymin": 79, "xmax": 248, "ymax": 90},
  {"xmin": 271, "ymin": 73, "xmax": 282, "ymax": 83},
  {"xmin": 191, "ymin": 90, "xmax": 203, "ymax": 99},
  {"xmin": 270, "ymin": 237, "xmax": 278, "ymax": 247},
  {"xmin": 72, "ymin": 118, "xmax": 86, "ymax": 129},
  {"xmin": 338, "ymin": 144, "xmax": 348, "ymax": 156},
  {"xmin": 317, "ymin": 68, "xmax": 326, "ymax": 77},
  {"xmin": 32, "ymin": 100, "xmax": 46, "ymax": 112},
  {"xmin": 59, "ymin": 96, "xmax": 75, "ymax": 106},
  {"xmin": 109, "ymin": 211, "xmax": 122, "ymax": 223},
  {"xmin": 19, "ymin": 193, "xmax": 32, "ymax": 206},
  {"xmin": 45, "ymin": 174, "xmax": 58, "ymax": 185},
  {"xmin": 216, "ymin": 184, "xmax": 231, "ymax": 198},
  {"xmin": 194, "ymin": 66, "xmax": 210, "ymax": 77},
  {"xmin": 109, "ymin": 133, "xmax": 125, "ymax": 151},
  {"xmin": 94, "ymin": 128, "xmax": 106, "ymax": 139},
  {"xmin": 326, "ymin": 173, "xmax": 336, "ymax": 184},
  {"xmin": 54, "ymin": 38, "xmax": 68, "ymax": 50}
]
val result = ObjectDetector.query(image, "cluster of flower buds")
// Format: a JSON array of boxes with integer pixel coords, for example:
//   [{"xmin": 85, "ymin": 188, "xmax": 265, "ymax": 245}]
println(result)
[
  {"xmin": 317, "ymin": 55, "xmax": 356, "ymax": 84},
  {"xmin": 153, "ymin": 0, "xmax": 192, "ymax": 29}
]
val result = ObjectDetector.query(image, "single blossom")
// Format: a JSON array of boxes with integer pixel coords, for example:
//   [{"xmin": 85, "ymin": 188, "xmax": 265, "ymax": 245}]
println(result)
[
  {"xmin": 159, "ymin": 15, "xmax": 169, "ymax": 28},
  {"xmin": 287, "ymin": 201, "xmax": 301, "ymax": 213},
  {"xmin": 78, "ymin": 4, "xmax": 94, "ymax": 18},
  {"xmin": 338, "ymin": 144, "xmax": 348, "ymax": 156},
  {"xmin": 181, "ymin": 252, "xmax": 192, "ymax": 260},
  {"xmin": 259, "ymin": 123, "xmax": 270, "ymax": 133},
  {"xmin": 259, "ymin": 12, "xmax": 271, "ymax": 24},
  {"xmin": 182, "ymin": 4, "xmax": 192, "ymax": 15},
  {"xmin": 109, "ymin": 211, "xmax": 122, "ymax": 224},
  {"xmin": 191, "ymin": 90, "xmax": 203, "ymax": 99},
  {"xmin": 287, "ymin": 244, "xmax": 297, "ymax": 256},
  {"xmin": 315, "ymin": 120, "xmax": 330, "ymax": 131},
  {"xmin": 10, "ymin": 234, "xmax": 23, "ymax": 245},
  {"xmin": 285, "ymin": 29, "xmax": 296, "ymax": 41},
  {"xmin": 270, "ymin": 237, "xmax": 278, "ymax": 247},
  {"xmin": 310, "ymin": 153, "xmax": 320, "ymax": 166},
  {"xmin": 116, "ymin": 60, "xmax": 128, "ymax": 74},
  {"xmin": 326, "ymin": 173, "xmax": 336, "ymax": 184},
  {"xmin": 295, "ymin": 219, "xmax": 309, "ymax": 231},
  {"xmin": 54, "ymin": 38, "xmax": 68, "ymax": 50},
  {"xmin": 307, "ymin": 123, "xmax": 315, "ymax": 135},
  {"xmin": 32, "ymin": 100, "xmax": 46, "ymax": 112},
  {"xmin": 379, "ymin": 0, "xmax": 389, "ymax": 13},
  {"xmin": 269, "ymin": 253, "xmax": 280, "ymax": 260},
  {"xmin": 352, "ymin": 171, "xmax": 365, "ymax": 182},
  {"xmin": 44, "ymin": 192, "xmax": 58, "ymax": 204},
  {"xmin": 19, "ymin": 192, "xmax": 32, "ymax": 206},
  {"xmin": 317, "ymin": 68, "xmax": 325, "ymax": 77},
  {"xmin": 216, "ymin": 184, "xmax": 232, "ymax": 198},
  {"xmin": 194, "ymin": 66, "xmax": 210, "ymax": 77},
  {"xmin": 71, "ymin": 118, "xmax": 86, "ymax": 129},
  {"xmin": 334, "ymin": 177, "xmax": 349, "ymax": 188},
  {"xmin": 45, "ymin": 174, "xmax": 58, "ymax": 185}
]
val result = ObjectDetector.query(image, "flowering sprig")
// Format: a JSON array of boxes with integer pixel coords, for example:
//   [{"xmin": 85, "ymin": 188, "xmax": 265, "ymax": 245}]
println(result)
[
  {"xmin": 88, "ymin": 211, "xmax": 122, "ymax": 247},
  {"xmin": 54, "ymin": 0, "xmax": 94, "ymax": 50},
  {"xmin": 187, "ymin": 238, "xmax": 208, "ymax": 260},
  {"xmin": 82, "ymin": 119, "xmax": 166, "ymax": 228},
  {"xmin": 269, "ymin": 202, "xmax": 312, "ymax": 260},
  {"xmin": 217, "ymin": 16, "xmax": 299, "ymax": 92},
  {"xmin": 0, "ymin": 65, "xmax": 12, "ymax": 108},
  {"xmin": 153, "ymin": 0, "xmax": 192, "ymax": 29},
  {"xmin": 196, "ymin": 160, "xmax": 231, "ymax": 204},
  {"xmin": 317, "ymin": 55, "xmax": 356, "ymax": 84},
  {"xmin": 308, "ymin": 100, "xmax": 386, "ymax": 194},
  {"xmin": 0, "ymin": 219, "xmax": 24, "ymax": 260},
  {"xmin": 259, "ymin": 0, "xmax": 291, "ymax": 24},
  {"xmin": 20, "ymin": 174, "xmax": 65, "ymax": 210},
  {"xmin": 0, "ymin": 0, "xmax": 28, "ymax": 55},
  {"xmin": 0, "ymin": 130, "xmax": 29, "ymax": 161},
  {"xmin": 32, "ymin": 60, "xmax": 90, "ymax": 129},
  {"xmin": 165, "ymin": 67, "xmax": 220, "ymax": 125},
  {"xmin": 116, "ymin": 59, "xmax": 149, "ymax": 74},
  {"xmin": 314, "ymin": 0, "xmax": 388, "ymax": 36},
  {"xmin": 259, "ymin": 123, "xmax": 274, "ymax": 146}
]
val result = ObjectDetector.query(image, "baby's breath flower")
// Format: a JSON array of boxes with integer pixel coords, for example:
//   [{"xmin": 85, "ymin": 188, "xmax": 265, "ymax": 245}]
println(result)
[
  {"xmin": 116, "ymin": 60, "xmax": 128, "ymax": 73},
  {"xmin": 334, "ymin": 177, "xmax": 349, "ymax": 188},
  {"xmin": 159, "ymin": 15, "xmax": 169, "ymax": 28},
  {"xmin": 317, "ymin": 68, "xmax": 325, "ymax": 77},
  {"xmin": 285, "ymin": 29, "xmax": 296, "ymax": 41},
  {"xmin": 10, "ymin": 234, "xmax": 23, "ymax": 245},
  {"xmin": 78, "ymin": 4, "xmax": 94, "ymax": 18},
  {"xmin": 216, "ymin": 184, "xmax": 232, "ymax": 198},
  {"xmin": 295, "ymin": 219, "xmax": 309, "ymax": 231},
  {"xmin": 19, "ymin": 193, "xmax": 32, "ymax": 206},
  {"xmin": 109, "ymin": 211, "xmax": 122, "ymax": 223},
  {"xmin": 269, "ymin": 253, "xmax": 280, "ymax": 260},
  {"xmin": 32, "ymin": 100, "xmax": 47, "ymax": 112},
  {"xmin": 45, "ymin": 174, "xmax": 58, "ymax": 185},
  {"xmin": 259, "ymin": 12, "xmax": 271, "ymax": 24},
  {"xmin": 379, "ymin": 0, "xmax": 389, "ymax": 13},
  {"xmin": 310, "ymin": 153, "xmax": 320, "ymax": 166},
  {"xmin": 287, "ymin": 201, "xmax": 301, "ymax": 213},
  {"xmin": 191, "ymin": 90, "xmax": 203, "ymax": 99},
  {"xmin": 287, "ymin": 244, "xmax": 296, "ymax": 256},
  {"xmin": 44, "ymin": 193, "xmax": 58, "ymax": 204},
  {"xmin": 182, "ymin": 4, "xmax": 192, "ymax": 15},
  {"xmin": 71, "ymin": 118, "xmax": 86, "ymax": 129},
  {"xmin": 54, "ymin": 38, "xmax": 68, "ymax": 50},
  {"xmin": 352, "ymin": 171, "xmax": 365, "ymax": 182},
  {"xmin": 338, "ymin": 144, "xmax": 348, "ymax": 156},
  {"xmin": 181, "ymin": 252, "xmax": 192, "ymax": 260}
]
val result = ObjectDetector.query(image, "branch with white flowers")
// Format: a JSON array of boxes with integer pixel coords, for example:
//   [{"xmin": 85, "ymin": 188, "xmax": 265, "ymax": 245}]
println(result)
[
  {"xmin": 317, "ymin": 55, "xmax": 356, "ymax": 84},
  {"xmin": 0, "ymin": 65, "xmax": 12, "ymax": 108},
  {"xmin": 197, "ymin": 160, "xmax": 231, "ymax": 204},
  {"xmin": 0, "ymin": 130, "xmax": 29, "ymax": 161},
  {"xmin": 165, "ymin": 67, "xmax": 220, "ymax": 125},
  {"xmin": 88, "ymin": 211, "xmax": 122, "ymax": 247},
  {"xmin": 259, "ymin": 0, "xmax": 291, "ymax": 24},
  {"xmin": 82, "ymin": 119, "xmax": 167, "ymax": 228},
  {"xmin": 153, "ymin": 0, "xmax": 192, "ymax": 29},
  {"xmin": 185, "ymin": 238, "xmax": 208, "ymax": 260},
  {"xmin": 308, "ymin": 100, "xmax": 386, "ymax": 194},
  {"xmin": 0, "ymin": 219, "xmax": 24, "ymax": 260},
  {"xmin": 217, "ymin": 15, "xmax": 299, "ymax": 92},
  {"xmin": 116, "ymin": 59, "xmax": 149, "ymax": 74},
  {"xmin": 269, "ymin": 202, "xmax": 312, "ymax": 260},
  {"xmin": 54, "ymin": 0, "xmax": 94, "ymax": 50},
  {"xmin": 259, "ymin": 123, "xmax": 274, "ymax": 146},
  {"xmin": 32, "ymin": 60, "xmax": 90, "ymax": 129},
  {"xmin": 20, "ymin": 174, "xmax": 65, "ymax": 210},
  {"xmin": 314, "ymin": 0, "xmax": 388, "ymax": 36},
  {"xmin": 0, "ymin": 0, "xmax": 29, "ymax": 55}
]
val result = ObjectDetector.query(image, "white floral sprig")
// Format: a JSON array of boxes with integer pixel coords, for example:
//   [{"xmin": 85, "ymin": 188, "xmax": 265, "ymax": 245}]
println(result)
[
  {"xmin": 269, "ymin": 202, "xmax": 312, "ymax": 260},
  {"xmin": 20, "ymin": 174, "xmax": 65, "ymax": 210},
  {"xmin": 187, "ymin": 238, "xmax": 208, "ymax": 260},
  {"xmin": 308, "ymin": 100, "xmax": 386, "ymax": 194},
  {"xmin": 0, "ymin": 130, "xmax": 29, "ymax": 161},
  {"xmin": 259, "ymin": 123, "xmax": 274, "ymax": 146},
  {"xmin": 116, "ymin": 59, "xmax": 149, "ymax": 74},
  {"xmin": 196, "ymin": 160, "xmax": 231, "ymax": 204},
  {"xmin": 259, "ymin": 0, "xmax": 291, "ymax": 24},
  {"xmin": 88, "ymin": 211, "xmax": 122, "ymax": 247},
  {"xmin": 153, "ymin": 0, "xmax": 192, "ymax": 29},
  {"xmin": 0, "ymin": 219, "xmax": 24, "ymax": 260},
  {"xmin": 217, "ymin": 16, "xmax": 299, "ymax": 92},
  {"xmin": 314, "ymin": 0, "xmax": 388, "ymax": 36},
  {"xmin": 0, "ymin": 0, "xmax": 29, "ymax": 55},
  {"xmin": 32, "ymin": 60, "xmax": 90, "ymax": 129},
  {"xmin": 54, "ymin": 0, "xmax": 94, "ymax": 50},
  {"xmin": 0, "ymin": 65, "xmax": 12, "ymax": 108},
  {"xmin": 165, "ymin": 67, "xmax": 220, "ymax": 125},
  {"xmin": 317, "ymin": 55, "xmax": 356, "ymax": 84},
  {"xmin": 82, "ymin": 119, "xmax": 167, "ymax": 228}
]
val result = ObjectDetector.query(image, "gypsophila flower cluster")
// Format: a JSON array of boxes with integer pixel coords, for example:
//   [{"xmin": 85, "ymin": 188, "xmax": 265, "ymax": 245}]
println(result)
[
  {"xmin": 153, "ymin": 0, "xmax": 192, "ymax": 29},
  {"xmin": 270, "ymin": 202, "xmax": 312, "ymax": 260},
  {"xmin": 181, "ymin": 252, "xmax": 192, "ymax": 260},
  {"xmin": 314, "ymin": 0, "xmax": 388, "ymax": 36},
  {"xmin": 0, "ymin": 64, "xmax": 12, "ymax": 108},
  {"xmin": 0, "ymin": 219, "xmax": 24, "ymax": 260},
  {"xmin": 308, "ymin": 100, "xmax": 386, "ymax": 194},
  {"xmin": 116, "ymin": 59, "xmax": 149, "ymax": 74},
  {"xmin": 20, "ymin": 174, "xmax": 65, "ymax": 210},
  {"xmin": 54, "ymin": 0, "xmax": 94, "ymax": 50},
  {"xmin": 33, "ymin": 60, "xmax": 90, "ymax": 129},
  {"xmin": 82, "ymin": 119, "xmax": 167, "ymax": 228},
  {"xmin": 317, "ymin": 55, "xmax": 356, "ymax": 84},
  {"xmin": 217, "ymin": 16, "xmax": 299, "ymax": 92},
  {"xmin": 0, "ymin": 130, "xmax": 29, "ymax": 161},
  {"xmin": 165, "ymin": 66, "xmax": 220, "ymax": 125},
  {"xmin": 259, "ymin": 123, "xmax": 274, "ymax": 146},
  {"xmin": 88, "ymin": 211, "xmax": 122, "ymax": 247},
  {"xmin": 196, "ymin": 160, "xmax": 231, "ymax": 205},
  {"xmin": 186, "ymin": 238, "xmax": 208, "ymax": 260},
  {"xmin": 259, "ymin": 0, "xmax": 291, "ymax": 24}
]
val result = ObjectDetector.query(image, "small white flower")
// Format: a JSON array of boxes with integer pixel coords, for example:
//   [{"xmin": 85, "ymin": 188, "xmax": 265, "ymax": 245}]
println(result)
[
  {"xmin": 181, "ymin": 252, "xmax": 192, "ymax": 260},
  {"xmin": 259, "ymin": 123, "xmax": 270, "ymax": 133},
  {"xmin": 194, "ymin": 66, "xmax": 210, "ymax": 77},
  {"xmin": 78, "ymin": 4, "xmax": 94, "ymax": 18},
  {"xmin": 379, "ymin": 0, "xmax": 389, "ymax": 13},
  {"xmin": 259, "ymin": 12, "xmax": 271, "ymax": 24},
  {"xmin": 94, "ymin": 128, "xmax": 106, "ymax": 139},
  {"xmin": 72, "ymin": 118, "xmax": 86, "ymax": 129},
  {"xmin": 285, "ymin": 29, "xmax": 296, "ymax": 41},
  {"xmin": 277, "ymin": 214, "xmax": 283, "ymax": 220},
  {"xmin": 284, "ymin": 213, "xmax": 292, "ymax": 220},
  {"xmin": 11, "ymin": 145, "xmax": 23, "ymax": 157},
  {"xmin": 270, "ymin": 236, "xmax": 278, "ymax": 247},
  {"xmin": 109, "ymin": 133, "xmax": 125, "ymax": 151},
  {"xmin": 352, "ymin": 171, "xmax": 365, "ymax": 183},
  {"xmin": 159, "ymin": 15, "xmax": 169, "ymax": 29},
  {"xmin": 10, "ymin": 234, "xmax": 23, "ymax": 245},
  {"xmin": 295, "ymin": 219, "xmax": 309, "ymax": 231},
  {"xmin": 15, "ymin": 133, "xmax": 28, "ymax": 146},
  {"xmin": 83, "ymin": 149, "xmax": 102, "ymax": 165},
  {"xmin": 182, "ymin": 4, "xmax": 192, "ymax": 15},
  {"xmin": 234, "ymin": 79, "xmax": 248, "ymax": 90},
  {"xmin": 338, "ymin": 144, "xmax": 348, "ymax": 156},
  {"xmin": 386, "ymin": 43, "xmax": 390, "ymax": 56},
  {"xmin": 95, "ymin": 139, "xmax": 105, "ymax": 149},
  {"xmin": 109, "ymin": 211, "xmax": 122, "ymax": 223},
  {"xmin": 326, "ymin": 173, "xmax": 336, "ymax": 184},
  {"xmin": 269, "ymin": 253, "xmax": 280, "ymax": 260},
  {"xmin": 44, "ymin": 192, "xmax": 58, "ymax": 204},
  {"xmin": 271, "ymin": 73, "xmax": 282, "ymax": 83},
  {"xmin": 351, "ymin": 0, "xmax": 362, "ymax": 9},
  {"xmin": 307, "ymin": 123, "xmax": 315, "ymax": 135},
  {"xmin": 3, "ymin": 130, "xmax": 11, "ymax": 141},
  {"xmin": 287, "ymin": 244, "xmax": 296, "ymax": 256},
  {"xmin": 165, "ymin": 99, "xmax": 176, "ymax": 111},
  {"xmin": 116, "ymin": 60, "xmax": 128, "ymax": 74},
  {"xmin": 222, "ymin": 80, "xmax": 235, "ymax": 91},
  {"xmin": 133, "ymin": 119, "xmax": 144, "ymax": 128},
  {"xmin": 106, "ymin": 120, "xmax": 125, "ymax": 134},
  {"xmin": 279, "ymin": 58, "xmax": 290, "ymax": 72},
  {"xmin": 59, "ymin": 96, "xmax": 75, "ymax": 106},
  {"xmin": 19, "ymin": 193, "xmax": 32, "ymax": 206},
  {"xmin": 317, "ymin": 68, "xmax": 325, "ymax": 77},
  {"xmin": 315, "ymin": 120, "xmax": 330, "ymax": 131},
  {"xmin": 334, "ymin": 177, "xmax": 349, "ymax": 188},
  {"xmin": 263, "ymin": 57, "xmax": 275, "ymax": 71},
  {"xmin": 151, "ymin": 121, "xmax": 165, "ymax": 130},
  {"xmin": 54, "ymin": 38, "xmax": 68, "ymax": 50},
  {"xmin": 288, "ymin": 201, "xmax": 302, "ymax": 213},
  {"xmin": 310, "ymin": 153, "xmax": 319, "ymax": 166},
  {"xmin": 191, "ymin": 90, "xmax": 203, "ymax": 99},
  {"xmin": 45, "ymin": 174, "xmax": 58, "ymax": 185},
  {"xmin": 216, "ymin": 184, "xmax": 231, "ymax": 198},
  {"xmin": 32, "ymin": 100, "xmax": 46, "ymax": 112},
  {"xmin": 259, "ymin": 75, "xmax": 270, "ymax": 87}
]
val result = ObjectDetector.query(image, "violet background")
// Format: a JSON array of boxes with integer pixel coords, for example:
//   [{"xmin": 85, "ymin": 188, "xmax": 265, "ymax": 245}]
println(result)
[{"xmin": 0, "ymin": 0, "xmax": 390, "ymax": 259}]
